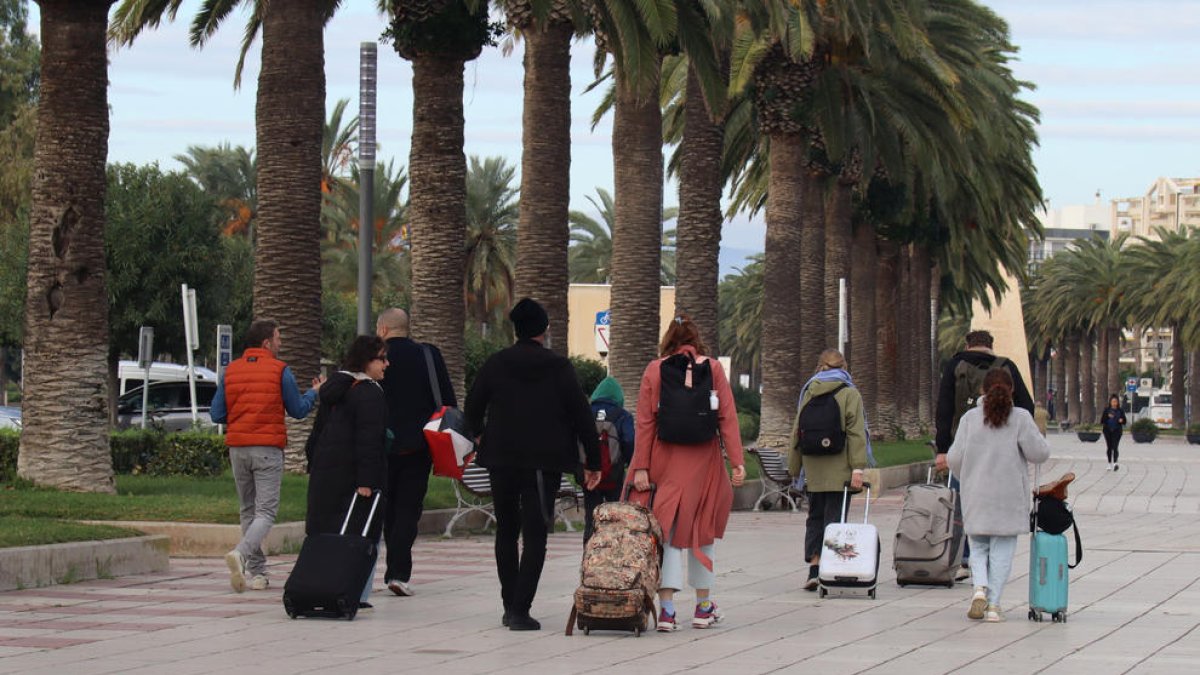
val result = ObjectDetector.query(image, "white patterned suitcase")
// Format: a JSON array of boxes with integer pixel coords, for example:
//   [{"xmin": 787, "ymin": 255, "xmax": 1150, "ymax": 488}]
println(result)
[{"xmin": 818, "ymin": 482, "xmax": 880, "ymax": 599}]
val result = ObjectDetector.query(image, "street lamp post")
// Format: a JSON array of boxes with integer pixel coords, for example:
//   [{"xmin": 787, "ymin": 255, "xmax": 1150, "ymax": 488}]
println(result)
[{"xmin": 356, "ymin": 42, "xmax": 377, "ymax": 335}]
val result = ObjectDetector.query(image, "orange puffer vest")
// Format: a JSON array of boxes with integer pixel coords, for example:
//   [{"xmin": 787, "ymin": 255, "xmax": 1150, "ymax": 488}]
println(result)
[{"xmin": 223, "ymin": 348, "xmax": 288, "ymax": 448}]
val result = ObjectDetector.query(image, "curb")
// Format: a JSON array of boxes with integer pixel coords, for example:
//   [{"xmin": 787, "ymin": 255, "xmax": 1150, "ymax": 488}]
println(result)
[{"xmin": 0, "ymin": 535, "xmax": 170, "ymax": 592}]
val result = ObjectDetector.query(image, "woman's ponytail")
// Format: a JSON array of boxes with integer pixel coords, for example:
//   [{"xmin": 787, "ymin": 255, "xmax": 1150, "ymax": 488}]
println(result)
[{"xmin": 982, "ymin": 367, "xmax": 1014, "ymax": 428}]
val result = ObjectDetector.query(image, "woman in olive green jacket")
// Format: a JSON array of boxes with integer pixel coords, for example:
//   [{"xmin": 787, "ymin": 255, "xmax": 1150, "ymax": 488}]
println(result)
[{"xmin": 788, "ymin": 349, "xmax": 869, "ymax": 590}]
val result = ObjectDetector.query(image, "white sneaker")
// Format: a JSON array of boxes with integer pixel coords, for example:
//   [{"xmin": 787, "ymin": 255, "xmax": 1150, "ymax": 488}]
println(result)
[
  {"xmin": 224, "ymin": 550, "xmax": 247, "ymax": 593},
  {"xmin": 968, "ymin": 588, "xmax": 988, "ymax": 620},
  {"xmin": 1106, "ymin": 464, "xmax": 1112, "ymax": 471},
  {"xmin": 249, "ymin": 574, "xmax": 269, "ymax": 591},
  {"xmin": 387, "ymin": 579, "xmax": 414, "ymax": 596},
  {"xmin": 984, "ymin": 605, "xmax": 1004, "ymax": 623}
]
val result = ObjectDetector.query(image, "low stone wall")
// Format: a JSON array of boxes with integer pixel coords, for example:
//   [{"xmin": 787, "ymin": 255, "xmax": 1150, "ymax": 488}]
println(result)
[{"xmin": 0, "ymin": 535, "xmax": 170, "ymax": 592}]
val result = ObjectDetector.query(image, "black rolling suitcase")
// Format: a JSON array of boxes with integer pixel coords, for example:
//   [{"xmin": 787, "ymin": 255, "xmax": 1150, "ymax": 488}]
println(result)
[{"xmin": 283, "ymin": 491, "xmax": 381, "ymax": 621}]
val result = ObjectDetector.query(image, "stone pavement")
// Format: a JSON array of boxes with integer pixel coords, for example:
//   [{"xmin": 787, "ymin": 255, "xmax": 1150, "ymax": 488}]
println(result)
[{"xmin": 0, "ymin": 432, "xmax": 1197, "ymax": 674}]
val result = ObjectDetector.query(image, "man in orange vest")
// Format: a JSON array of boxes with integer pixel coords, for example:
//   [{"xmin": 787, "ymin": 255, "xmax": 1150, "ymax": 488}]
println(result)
[{"xmin": 211, "ymin": 319, "xmax": 324, "ymax": 593}]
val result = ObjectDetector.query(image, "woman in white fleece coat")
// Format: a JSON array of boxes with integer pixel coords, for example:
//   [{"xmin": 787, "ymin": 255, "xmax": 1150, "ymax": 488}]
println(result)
[{"xmin": 948, "ymin": 367, "xmax": 1050, "ymax": 623}]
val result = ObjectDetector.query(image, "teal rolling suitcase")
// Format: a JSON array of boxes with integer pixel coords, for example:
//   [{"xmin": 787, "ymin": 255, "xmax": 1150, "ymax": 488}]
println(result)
[{"xmin": 1027, "ymin": 531, "xmax": 1069, "ymax": 622}]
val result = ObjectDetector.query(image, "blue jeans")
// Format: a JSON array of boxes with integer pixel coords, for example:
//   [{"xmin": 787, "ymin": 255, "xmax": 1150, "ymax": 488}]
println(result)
[
  {"xmin": 967, "ymin": 535, "xmax": 1018, "ymax": 605},
  {"xmin": 950, "ymin": 475, "xmax": 969, "ymax": 563}
]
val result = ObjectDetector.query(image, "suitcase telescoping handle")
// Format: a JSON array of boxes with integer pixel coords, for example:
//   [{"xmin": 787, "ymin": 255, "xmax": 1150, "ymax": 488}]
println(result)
[
  {"xmin": 622, "ymin": 481, "xmax": 657, "ymax": 508},
  {"xmin": 840, "ymin": 481, "xmax": 872, "ymax": 523},
  {"xmin": 339, "ymin": 490, "xmax": 383, "ymax": 537},
  {"xmin": 927, "ymin": 467, "xmax": 954, "ymax": 485}
]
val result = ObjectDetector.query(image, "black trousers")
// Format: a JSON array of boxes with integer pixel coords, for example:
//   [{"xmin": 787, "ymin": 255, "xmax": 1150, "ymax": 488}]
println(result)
[
  {"xmin": 384, "ymin": 451, "xmax": 432, "ymax": 584},
  {"xmin": 582, "ymin": 486, "xmax": 623, "ymax": 544},
  {"xmin": 1103, "ymin": 428, "xmax": 1122, "ymax": 464},
  {"xmin": 489, "ymin": 466, "xmax": 561, "ymax": 615},
  {"xmin": 805, "ymin": 490, "xmax": 850, "ymax": 562}
]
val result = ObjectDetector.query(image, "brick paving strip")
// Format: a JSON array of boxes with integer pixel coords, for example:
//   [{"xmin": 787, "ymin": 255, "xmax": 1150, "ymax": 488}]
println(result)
[{"xmin": 0, "ymin": 434, "xmax": 1197, "ymax": 674}]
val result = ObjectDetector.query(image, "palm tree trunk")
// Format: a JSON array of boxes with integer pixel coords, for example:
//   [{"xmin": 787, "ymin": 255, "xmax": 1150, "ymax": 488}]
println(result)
[
  {"xmin": 608, "ymin": 68, "xmax": 663, "ymax": 412},
  {"xmin": 914, "ymin": 245, "xmax": 933, "ymax": 428},
  {"xmin": 757, "ymin": 133, "xmax": 809, "ymax": 448},
  {"xmin": 874, "ymin": 237, "xmax": 900, "ymax": 439},
  {"xmin": 18, "ymin": 0, "xmax": 115, "ymax": 493},
  {"xmin": 513, "ymin": 21, "xmax": 572, "ymax": 355},
  {"xmin": 408, "ymin": 55, "xmax": 468, "ymax": 393},
  {"xmin": 1189, "ymin": 350, "xmax": 1199, "ymax": 427},
  {"xmin": 674, "ymin": 63, "xmax": 725, "ymax": 353},
  {"xmin": 1171, "ymin": 326, "xmax": 1185, "ymax": 428},
  {"xmin": 1096, "ymin": 328, "xmax": 1109, "ymax": 407},
  {"xmin": 1052, "ymin": 343, "xmax": 1065, "ymax": 422},
  {"xmin": 1080, "ymin": 331, "xmax": 1096, "ymax": 425},
  {"xmin": 896, "ymin": 245, "xmax": 919, "ymax": 436},
  {"xmin": 1066, "ymin": 334, "xmax": 1081, "ymax": 425},
  {"xmin": 849, "ymin": 221, "xmax": 877, "ymax": 425},
  {"xmin": 255, "ymin": 1, "xmax": 326, "ymax": 472},
  {"xmin": 799, "ymin": 171, "xmax": 826, "ymax": 371},
  {"xmin": 824, "ymin": 181, "xmax": 852, "ymax": 348},
  {"xmin": 1107, "ymin": 326, "xmax": 1120, "ymax": 400}
]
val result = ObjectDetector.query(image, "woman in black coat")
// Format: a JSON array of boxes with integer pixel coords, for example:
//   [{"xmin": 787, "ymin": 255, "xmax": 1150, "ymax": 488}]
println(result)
[{"xmin": 305, "ymin": 335, "xmax": 389, "ymax": 607}]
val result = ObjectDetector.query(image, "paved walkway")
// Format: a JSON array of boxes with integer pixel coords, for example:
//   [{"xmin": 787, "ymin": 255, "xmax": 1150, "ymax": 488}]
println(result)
[{"xmin": 1, "ymin": 433, "xmax": 1198, "ymax": 674}]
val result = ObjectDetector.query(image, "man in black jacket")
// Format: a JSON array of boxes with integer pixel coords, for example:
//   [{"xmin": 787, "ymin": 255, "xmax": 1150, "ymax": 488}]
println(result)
[
  {"xmin": 466, "ymin": 298, "xmax": 602, "ymax": 631},
  {"xmin": 935, "ymin": 329, "xmax": 1035, "ymax": 578},
  {"xmin": 376, "ymin": 308, "xmax": 456, "ymax": 598}
]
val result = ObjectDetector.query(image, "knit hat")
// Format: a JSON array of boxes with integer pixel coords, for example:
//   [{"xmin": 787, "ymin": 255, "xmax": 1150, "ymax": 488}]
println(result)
[{"xmin": 510, "ymin": 298, "xmax": 549, "ymax": 339}]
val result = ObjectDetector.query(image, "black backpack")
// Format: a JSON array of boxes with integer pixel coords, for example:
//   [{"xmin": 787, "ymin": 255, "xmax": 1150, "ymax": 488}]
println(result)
[
  {"xmin": 951, "ymin": 356, "xmax": 1007, "ymax": 438},
  {"xmin": 798, "ymin": 384, "xmax": 848, "ymax": 456},
  {"xmin": 656, "ymin": 353, "xmax": 718, "ymax": 445}
]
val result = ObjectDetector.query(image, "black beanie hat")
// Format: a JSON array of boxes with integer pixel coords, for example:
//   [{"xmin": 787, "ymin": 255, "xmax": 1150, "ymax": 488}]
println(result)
[{"xmin": 510, "ymin": 298, "xmax": 549, "ymax": 339}]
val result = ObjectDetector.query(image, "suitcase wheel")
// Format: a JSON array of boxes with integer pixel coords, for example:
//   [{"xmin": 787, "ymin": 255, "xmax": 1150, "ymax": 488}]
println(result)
[
  {"xmin": 1028, "ymin": 609, "xmax": 1042, "ymax": 622},
  {"xmin": 282, "ymin": 595, "xmax": 297, "ymax": 620},
  {"xmin": 337, "ymin": 598, "xmax": 357, "ymax": 621},
  {"xmin": 818, "ymin": 587, "xmax": 828, "ymax": 599},
  {"xmin": 868, "ymin": 588, "xmax": 876, "ymax": 600},
  {"xmin": 583, "ymin": 627, "xmax": 590, "ymax": 635},
  {"xmin": 633, "ymin": 626, "xmax": 640, "ymax": 637},
  {"xmin": 1052, "ymin": 611, "xmax": 1066, "ymax": 623}
]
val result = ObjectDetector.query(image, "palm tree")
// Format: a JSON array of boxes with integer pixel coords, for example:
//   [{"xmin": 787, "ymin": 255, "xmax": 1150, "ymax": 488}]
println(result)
[
  {"xmin": 505, "ymin": 0, "xmax": 576, "ymax": 355},
  {"xmin": 175, "ymin": 143, "xmax": 258, "ymax": 237},
  {"xmin": 320, "ymin": 159, "xmax": 411, "ymax": 300},
  {"xmin": 718, "ymin": 254, "xmax": 765, "ymax": 389},
  {"xmin": 386, "ymin": 0, "xmax": 497, "ymax": 392},
  {"xmin": 19, "ymin": 0, "xmax": 117, "ymax": 492},
  {"xmin": 113, "ymin": 0, "xmax": 339, "ymax": 472},
  {"xmin": 568, "ymin": 188, "xmax": 678, "ymax": 284},
  {"xmin": 464, "ymin": 155, "xmax": 519, "ymax": 331}
]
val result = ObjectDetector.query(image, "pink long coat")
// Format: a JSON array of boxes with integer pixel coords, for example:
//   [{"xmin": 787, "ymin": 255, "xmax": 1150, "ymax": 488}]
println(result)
[{"xmin": 629, "ymin": 346, "xmax": 744, "ymax": 571}]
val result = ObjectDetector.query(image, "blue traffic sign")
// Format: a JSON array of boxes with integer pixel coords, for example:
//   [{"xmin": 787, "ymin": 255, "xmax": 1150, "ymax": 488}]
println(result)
[{"xmin": 596, "ymin": 310, "xmax": 610, "ymax": 326}]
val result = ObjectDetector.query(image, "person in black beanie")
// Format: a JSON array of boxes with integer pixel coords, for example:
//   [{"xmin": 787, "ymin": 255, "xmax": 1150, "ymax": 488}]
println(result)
[{"xmin": 466, "ymin": 298, "xmax": 602, "ymax": 631}]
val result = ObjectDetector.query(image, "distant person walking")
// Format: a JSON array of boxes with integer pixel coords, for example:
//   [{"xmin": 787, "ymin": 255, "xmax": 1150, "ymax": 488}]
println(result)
[
  {"xmin": 211, "ymin": 319, "xmax": 324, "ymax": 593},
  {"xmin": 304, "ymin": 335, "xmax": 389, "ymax": 609},
  {"xmin": 935, "ymin": 329, "xmax": 1035, "ymax": 578},
  {"xmin": 375, "ymin": 308, "xmax": 456, "ymax": 597},
  {"xmin": 1099, "ymin": 394, "xmax": 1127, "ymax": 472},
  {"xmin": 948, "ymin": 367, "xmax": 1049, "ymax": 622},
  {"xmin": 788, "ymin": 349, "xmax": 869, "ymax": 592},
  {"xmin": 466, "ymin": 298, "xmax": 601, "ymax": 631},
  {"xmin": 629, "ymin": 315, "xmax": 745, "ymax": 632}
]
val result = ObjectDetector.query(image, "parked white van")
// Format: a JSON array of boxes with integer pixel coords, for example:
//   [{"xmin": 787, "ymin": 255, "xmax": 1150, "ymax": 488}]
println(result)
[
  {"xmin": 118, "ymin": 360, "xmax": 218, "ymax": 396},
  {"xmin": 1147, "ymin": 392, "xmax": 1173, "ymax": 429}
]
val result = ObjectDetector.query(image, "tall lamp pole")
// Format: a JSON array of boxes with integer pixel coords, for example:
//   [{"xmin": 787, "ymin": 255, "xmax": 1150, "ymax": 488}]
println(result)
[{"xmin": 356, "ymin": 42, "xmax": 378, "ymax": 335}]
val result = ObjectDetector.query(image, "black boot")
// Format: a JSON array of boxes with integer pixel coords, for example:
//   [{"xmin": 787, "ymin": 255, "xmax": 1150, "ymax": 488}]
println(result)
[{"xmin": 507, "ymin": 612, "xmax": 542, "ymax": 631}]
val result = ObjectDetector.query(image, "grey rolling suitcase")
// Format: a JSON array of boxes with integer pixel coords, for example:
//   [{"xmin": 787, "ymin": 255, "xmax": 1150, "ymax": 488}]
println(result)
[{"xmin": 893, "ymin": 469, "xmax": 963, "ymax": 587}]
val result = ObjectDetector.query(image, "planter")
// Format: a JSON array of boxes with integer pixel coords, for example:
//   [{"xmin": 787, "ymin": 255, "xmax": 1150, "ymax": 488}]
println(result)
[
  {"xmin": 1076, "ymin": 431, "xmax": 1101, "ymax": 443},
  {"xmin": 1132, "ymin": 431, "xmax": 1157, "ymax": 444},
  {"xmin": 1186, "ymin": 434, "xmax": 1200, "ymax": 445}
]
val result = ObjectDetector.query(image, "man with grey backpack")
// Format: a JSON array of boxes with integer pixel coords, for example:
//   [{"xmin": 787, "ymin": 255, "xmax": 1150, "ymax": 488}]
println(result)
[{"xmin": 935, "ymin": 330, "xmax": 1035, "ymax": 579}]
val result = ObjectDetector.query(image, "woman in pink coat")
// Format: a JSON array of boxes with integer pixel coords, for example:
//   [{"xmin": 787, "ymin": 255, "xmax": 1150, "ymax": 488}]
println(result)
[{"xmin": 630, "ymin": 315, "xmax": 745, "ymax": 632}]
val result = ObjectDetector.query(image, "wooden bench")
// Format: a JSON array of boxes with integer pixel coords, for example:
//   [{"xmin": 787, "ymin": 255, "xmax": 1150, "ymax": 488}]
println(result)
[
  {"xmin": 748, "ymin": 447, "xmax": 803, "ymax": 512},
  {"xmin": 444, "ymin": 462, "xmax": 582, "ymax": 537}
]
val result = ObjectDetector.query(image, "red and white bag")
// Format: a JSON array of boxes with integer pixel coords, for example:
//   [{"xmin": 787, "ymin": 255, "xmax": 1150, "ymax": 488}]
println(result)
[{"xmin": 421, "ymin": 345, "xmax": 474, "ymax": 479}]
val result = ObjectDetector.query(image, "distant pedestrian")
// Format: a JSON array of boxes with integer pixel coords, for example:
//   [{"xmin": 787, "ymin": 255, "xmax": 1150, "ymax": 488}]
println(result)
[
  {"xmin": 1046, "ymin": 389, "xmax": 1056, "ymax": 421},
  {"xmin": 1099, "ymin": 394, "xmax": 1127, "ymax": 472},
  {"xmin": 582, "ymin": 377, "xmax": 635, "ymax": 543},
  {"xmin": 375, "ymin": 308, "xmax": 456, "ymax": 597},
  {"xmin": 629, "ymin": 314, "xmax": 745, "ymax": 632},
  {"xmin": 465, "ymin": 298, "xmax": 602, "ymax": 631},
  {"xmin": 210, "ymin": 319, "xmax": 324, "ymax": 593},
  {"xmin": 788, "ymin": 349, "xmax": 869, "ymax": 592},
  {"xmin": 304, "ymin": 335, "xmax": 389, "ymax": 609},
  {"xmin": 948, "ymin": 367, "xmax": 1049, "ymax": 623}
]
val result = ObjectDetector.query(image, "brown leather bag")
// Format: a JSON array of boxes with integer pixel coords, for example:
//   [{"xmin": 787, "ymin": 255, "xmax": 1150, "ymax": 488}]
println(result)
[{"xmin": 1035, "ymin": 472, "xmax": 1076, "ymax": 501}]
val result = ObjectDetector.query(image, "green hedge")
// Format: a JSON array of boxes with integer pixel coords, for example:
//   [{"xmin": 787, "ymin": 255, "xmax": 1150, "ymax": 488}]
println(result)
[{"xmin": 1, "ymin": 429, "xmax": 228, "ymax": 480}]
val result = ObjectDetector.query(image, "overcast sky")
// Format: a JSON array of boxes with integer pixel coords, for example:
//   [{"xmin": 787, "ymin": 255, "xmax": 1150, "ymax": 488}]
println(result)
[{"xmin": 26, "ymin": 0, "xmax": 1200, "ymax": 270}]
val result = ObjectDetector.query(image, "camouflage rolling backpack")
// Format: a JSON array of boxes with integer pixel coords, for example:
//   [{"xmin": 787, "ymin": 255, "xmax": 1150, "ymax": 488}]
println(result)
[{"xmin": 565, "ymin": 485, "xmax": 662, "ymax": 636}]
